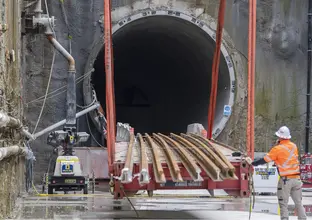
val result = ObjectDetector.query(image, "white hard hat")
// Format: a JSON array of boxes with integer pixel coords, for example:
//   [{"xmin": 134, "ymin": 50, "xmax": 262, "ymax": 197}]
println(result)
[{"xmin": 275, "ymin": 126, "xmax": 291, "ymax": 139}]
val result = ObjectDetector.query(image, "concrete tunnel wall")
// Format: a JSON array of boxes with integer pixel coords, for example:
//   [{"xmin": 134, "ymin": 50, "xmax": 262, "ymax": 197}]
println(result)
[{"xmin": 21, "ymin": 0, "xmax": 309, "ymax": 182}]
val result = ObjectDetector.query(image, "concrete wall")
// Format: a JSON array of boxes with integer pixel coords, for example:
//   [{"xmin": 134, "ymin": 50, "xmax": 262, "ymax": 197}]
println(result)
[
  {"xmin": 222, "ymin": 0, "xmax": 308, "ymax": 153},
  {"xmin": 0, "ymin": 0, "xmax": 25, "ymax": 218},
  {"xmin": 22, "ymin": 0, "xmax": 309, "ymax": 181}
]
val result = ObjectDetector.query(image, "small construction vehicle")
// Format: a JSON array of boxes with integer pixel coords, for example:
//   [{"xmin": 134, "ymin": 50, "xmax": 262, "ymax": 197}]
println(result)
[
  {"xmin": 45, "ymin": 139, "xmax": 89, "ymax": 194},
  {"xmin": 39, "ymin": 127, "xmax": 91, "ymax": 194}
]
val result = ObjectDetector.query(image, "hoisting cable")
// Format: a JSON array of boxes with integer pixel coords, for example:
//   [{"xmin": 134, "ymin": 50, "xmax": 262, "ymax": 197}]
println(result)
[
  {"xmin": 305, "ymin": 0, "xmax": 312, "ymax": 152},
  {"xmin": 207, "ymin": 0, "xmax": 226, "ymax": 139},
  {"xmin": 247, "ymin": 0, "xmax": 257, "ymax": 219}
]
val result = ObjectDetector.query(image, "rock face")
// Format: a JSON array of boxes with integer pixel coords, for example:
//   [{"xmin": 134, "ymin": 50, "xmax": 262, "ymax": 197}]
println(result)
[
  {"xmin": 223, "ymin": 0, "xmax": 308, "ymax": 152},
  {"xmin": 0, "ymin": 0, "xmax": 25, "ymax": 218},
  {"xmin": 21, "ymin": 0, "xmax": 309, "ymax": 182}
]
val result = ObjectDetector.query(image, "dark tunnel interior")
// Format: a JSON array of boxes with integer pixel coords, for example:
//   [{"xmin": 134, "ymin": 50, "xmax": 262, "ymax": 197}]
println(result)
[{"xmin": 92, "ymin": 16, "xmax": 231, "ymax": 134}]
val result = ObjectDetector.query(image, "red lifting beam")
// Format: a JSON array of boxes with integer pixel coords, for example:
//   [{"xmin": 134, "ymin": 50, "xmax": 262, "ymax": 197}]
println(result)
[
  {"xmin": 104, "ymin": 0, "xmax": 116, "ymax": 169},
  {"xmin": 207, "ymin": 0, "xmax": 226, "ymax": 139},
  {"xmin": 247, "ymin": 0, "xmax": 256, "ymax": 160}
]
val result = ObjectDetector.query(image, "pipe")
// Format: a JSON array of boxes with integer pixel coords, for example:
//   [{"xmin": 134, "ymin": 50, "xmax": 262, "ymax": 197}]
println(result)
[
  {"xmin": 207, "ymin": 0, "xmax": 226, "ymax": 139},
  {"xmin": 46, "ymin": 35, "xmax": 75, "ymax": 71},
  {"xmin": 247, "ymin": 0, "xmax": 256, "ymax": 160},
  {"xmin": 34, "ymin": 0, "xmax": 43, "ymax": 18},
  {"xmin": 46, "ymin": 35, "xmax": 76, "ymax": 127},
  {"xmin": 21, "ymin": 128, "xmax": 35, "ymax": 141},
  {"xmin": 0, "ymin": 111, "xmax": 21, "ymax": 129},
  {"xmin": 306, "ymin": 0, "xmax": 312, "ymax": 153},
  {"xmin": 0, "ymin": 112, "xmax": 38, "ymax": 140},
  {"xmin": 104, "ymin": 0, "xmax": 116, "ymax": 168},
  {"xmin": 0, "ymin": 145, "xmax": 27, "ymax": 162},
  {"xmin": 33, "ymin": 102, "xmax": 100, "ymax": 140}
]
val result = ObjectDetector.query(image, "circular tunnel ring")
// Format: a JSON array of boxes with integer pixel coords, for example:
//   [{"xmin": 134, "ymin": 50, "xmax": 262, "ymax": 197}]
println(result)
[{"xmin": 84, "ymin": 9, "xmax": 236, "ymax": 138}]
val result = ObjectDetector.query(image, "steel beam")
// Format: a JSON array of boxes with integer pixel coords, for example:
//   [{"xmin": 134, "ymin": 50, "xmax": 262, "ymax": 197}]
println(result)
[
  {"xmin": 145, "ymin": 134, "xmax": 166, "ymax": 183},
  {"xmin": 153, "ymin": 133, "xmax": 183, "ymax": 182},
  {"xmin": 171, "ymin": 133, "xmax": 221, "ymax": 181},
  {"xmin": 158, "ymin": 133, "xmax": 202, "ymax": 182},
  {"xmin": 137, "ymin": 133, "xmax": 150, "ymax": 184}
]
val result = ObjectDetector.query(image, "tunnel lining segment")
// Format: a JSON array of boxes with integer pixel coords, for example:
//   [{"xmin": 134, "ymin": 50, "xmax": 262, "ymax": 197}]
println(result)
[{"xmin": 84, "ymin": 9, "xmax": 235, "ymax": 138}]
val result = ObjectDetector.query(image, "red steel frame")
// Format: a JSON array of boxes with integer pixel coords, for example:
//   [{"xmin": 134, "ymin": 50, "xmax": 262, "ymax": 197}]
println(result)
[
  {"xmin": 247, "ymin": 0, "xmax": 256, "ymax": 160},
  {"xmin": 104, "ymin": 0, "xmax": 116, "ymax": 173},
  {"xmin": 112, "ymin": 161, "xmax": 250, "ymax": 199},
  {"xmin": 104, "ymin": 0, "xmax": 256, "ymax": 199},
  {"xmin": 207, "ymin": 0, "xmax": 226, "ymax": 140}
]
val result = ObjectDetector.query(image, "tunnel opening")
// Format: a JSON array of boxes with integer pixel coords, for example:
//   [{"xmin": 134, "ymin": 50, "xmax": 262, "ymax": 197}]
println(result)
[{"xmin": 91, "ymin": 12, "xmax": 234, "ymax": 135}]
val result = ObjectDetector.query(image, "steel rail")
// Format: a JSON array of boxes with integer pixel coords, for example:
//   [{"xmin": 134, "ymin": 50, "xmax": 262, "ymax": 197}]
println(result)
[
  {"xmin": 171, "ymin": 133, "xmax": 221, "ymax": 181},
  {"xmin": 158, "ymin": 133, "xmax": 203, "ymax": 182},
  {"xmin": 189, "ymin": 133, "xmax": 236, "ymax": 177},
  {"xmin": 120, "ymin": 133, "xmax": 135, "ymax": 183},
  {"xmin": 145, "ymin": 134, "xmax": 166, "ymax": 183},
  {"xmin": 137, "ymin": 133, "xmax": 150, "ymax": 184},
  {"xmin": 181, "ymin": 133, "xmax": 231, "ymax": 178},
  {"xmin": 153, "ymin": 133, "xmax": 183, "ymax": 182}
]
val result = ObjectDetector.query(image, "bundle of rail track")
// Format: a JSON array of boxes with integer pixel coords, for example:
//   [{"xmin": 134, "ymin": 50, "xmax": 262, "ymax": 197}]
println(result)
[{"xmin": 119, "ymin": 133, "xmax": 237, "ymax": 184}]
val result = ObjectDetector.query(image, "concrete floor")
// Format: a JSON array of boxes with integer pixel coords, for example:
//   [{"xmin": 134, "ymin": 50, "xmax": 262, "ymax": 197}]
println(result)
[{"xmin": 15, "ymin": 189, "xmax": 312, "ymax": 219}]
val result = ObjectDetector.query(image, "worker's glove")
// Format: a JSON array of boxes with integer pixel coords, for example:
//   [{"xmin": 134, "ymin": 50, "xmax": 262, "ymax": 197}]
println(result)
[{"xmin": 251, "ymin": 158, "xmax": 267, "ymax": 166}]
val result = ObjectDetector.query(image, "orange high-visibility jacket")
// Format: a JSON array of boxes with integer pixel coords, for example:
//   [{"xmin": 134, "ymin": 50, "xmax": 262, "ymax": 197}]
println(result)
[{"xmin": 263, "ymin": 139, "xmax": 300, "ymax": 177}]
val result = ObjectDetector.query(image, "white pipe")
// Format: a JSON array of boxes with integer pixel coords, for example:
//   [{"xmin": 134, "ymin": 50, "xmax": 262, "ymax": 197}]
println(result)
[
  {"xmin": 0, "ymin": 145, "xmax": 26, "ymax": 161},
  {"xmin": 0, "ymin": 112, "xmax": 37, "ymax": 140},
  {"xmin": 47, "ymin": 35, "xmax": 75, "ymax": 71},
  {"xmin": 0, "ymin": 111, "xmax": 21, "ymax": 129},
  {"xmin": 33, "ymin": 102, "xmax": 100, "ymax": 140},
  {"xmin": 34, "ymin": 0, "xmax": 43, "ymax": 17},
  {"xmin": 22, "ymin": 128, "xmax": 35, "ymax": 141}
]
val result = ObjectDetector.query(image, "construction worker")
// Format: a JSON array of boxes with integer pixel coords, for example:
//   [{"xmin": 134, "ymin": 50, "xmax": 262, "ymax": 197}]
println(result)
[{"xmin": 251, "ymin": 126, "xmax": 307, "ymax": 220}]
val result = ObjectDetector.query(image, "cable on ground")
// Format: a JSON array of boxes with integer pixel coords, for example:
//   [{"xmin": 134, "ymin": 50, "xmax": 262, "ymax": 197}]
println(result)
[
  {"xmin": 120, "ymin": 183, "xmax": 139, "ymax": 218},
  {"xmin": 248, "ymin": 166, "xmax": 255, "ymax": 220}
]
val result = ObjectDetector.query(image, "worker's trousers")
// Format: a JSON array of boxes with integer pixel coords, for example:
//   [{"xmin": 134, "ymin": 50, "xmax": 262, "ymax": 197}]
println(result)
[{"xmin": 277, "ymin": 178, "xmax": 307, "ymax": 220}]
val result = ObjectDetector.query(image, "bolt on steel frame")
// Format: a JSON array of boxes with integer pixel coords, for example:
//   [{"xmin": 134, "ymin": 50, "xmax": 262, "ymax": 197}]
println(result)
[{"xmin": 104, "ymin": 0, "xmax": 256, "ymax": 199}]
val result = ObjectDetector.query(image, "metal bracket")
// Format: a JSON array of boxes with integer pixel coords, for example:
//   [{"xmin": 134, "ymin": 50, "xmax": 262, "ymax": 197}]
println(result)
[
  {"xmin": 32, "ymin": 14, "xmax": 55, "ymax": 34},
  {"xmin": 139, "ymin": 168, "xmax": 150, "ymax": 185},
  {"xmin": 120, "ymin": 168, "xmax": 133, "ymax": 184}
]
